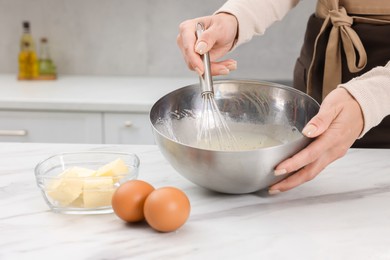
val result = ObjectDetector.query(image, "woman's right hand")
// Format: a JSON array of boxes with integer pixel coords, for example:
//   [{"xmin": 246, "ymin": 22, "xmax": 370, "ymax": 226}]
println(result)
[{"xmin": 177, "ymin": 13, "xmax": 239, "ymax": 76}]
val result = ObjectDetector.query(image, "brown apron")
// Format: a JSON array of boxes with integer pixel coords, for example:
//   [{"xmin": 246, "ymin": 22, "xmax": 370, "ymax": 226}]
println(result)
[{"xmin": 293, "ymin": 0, "xmax": 390, "ymax": 148}]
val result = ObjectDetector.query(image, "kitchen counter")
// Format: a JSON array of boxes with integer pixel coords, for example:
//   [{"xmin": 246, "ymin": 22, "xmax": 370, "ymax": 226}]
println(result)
[
  {"xmin": 0, "ymin": 74, "xmax": 293, "ymax": 113},
  {"xmin": 1, "ymin": 143, "xmax": 390, "ymax": 259},
  {"xmin": 0, "ymin": 74, "xmax": 195, "ymax": 112}
]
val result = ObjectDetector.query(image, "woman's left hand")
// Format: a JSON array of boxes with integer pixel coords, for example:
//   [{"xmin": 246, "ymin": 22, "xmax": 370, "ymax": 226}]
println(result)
[{"xmin": 269, "ymin": 87, "xmax": 364, "ymax": 194}]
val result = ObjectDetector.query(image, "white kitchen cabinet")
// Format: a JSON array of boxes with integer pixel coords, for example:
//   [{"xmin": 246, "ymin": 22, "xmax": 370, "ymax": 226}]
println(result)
[
  {"xmin": 0, "ymin": 75, "xmax": 194, "ymax": 145},
  {"xmin": 0, "ymin": 110, "xmax": 103, "ymax": 143},
  {"xmin": 103, "ymin": 112, "xmax": 155, "ymax": 144},
  {"xmin": 0, "ymin": 110, "xmax": 154, "ymax": 144}
]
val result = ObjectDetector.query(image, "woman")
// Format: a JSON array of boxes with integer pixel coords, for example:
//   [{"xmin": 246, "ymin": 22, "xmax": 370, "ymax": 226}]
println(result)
[{"xmin": 177, "ymin": 0, "xmax": 390, "ymax": 194}]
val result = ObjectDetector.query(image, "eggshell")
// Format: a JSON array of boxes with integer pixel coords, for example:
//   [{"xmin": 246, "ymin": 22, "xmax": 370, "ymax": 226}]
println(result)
[
  {"xmin": 112, "ymin": 180, "xmax": 155, "ymax": 222},
  {"xmin": 144, "ymin": 187, "xmax": 190, "ymax": 232}
]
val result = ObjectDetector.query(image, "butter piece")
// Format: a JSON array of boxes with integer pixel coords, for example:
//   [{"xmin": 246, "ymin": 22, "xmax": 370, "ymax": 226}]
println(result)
[
  {"xmin": 46, "ymin": 167, "xmax": 94, "ymax": 206},
  {"xmin": 83, "ymin": 177, "xmax": 114, "ymax": 208},
  {"xmin": 95, "ymin": 158, "xmax": 129, "ymax": 177},
  {"xmin": 70, "ymin": 194, "xmax": 84, "ymax": 208}
]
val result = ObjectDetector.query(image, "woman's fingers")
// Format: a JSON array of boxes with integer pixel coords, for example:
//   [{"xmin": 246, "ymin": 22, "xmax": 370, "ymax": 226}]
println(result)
[
  {"xmin": 302, "ymin": 105, "xmax": 337, "ymax": 138},
  {"xmin": 270, "ymin": 88, "xmax": 364, "ymax": 194},
  {"xmin": 177, "ymin": 13, "xmax": 238, "ymax": 76},
  {"xmin": 274, "ymin": 105, "xmax": 339, "ymax": 175},
  {"xmin": 269, "ymin": 153, "xmax": 330, "ymax": 193},
  {"xmin": 274, "ymin": 136, "xmax": 328, "ymax": 176},
  {"xmin": 209, "ymin": 59, "xmax": 237, "ymax": 76},
  {"xmin": 177, "ymin": 20, "xmax": 204, "ymax": 73},
  {"xmin": 270, "ymin": 134, "xmax": 347, "ymax": 192},
  {"xmin": 195, "ymin": 25, "xmax": 217, "ymax": 55}
]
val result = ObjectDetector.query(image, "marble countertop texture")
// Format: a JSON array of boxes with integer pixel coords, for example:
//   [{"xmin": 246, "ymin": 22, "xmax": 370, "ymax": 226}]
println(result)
[
  {"xmin": 1, "ymin": 142, "xmax": 390, "ymax": 260},
  {"xmin": 0, "ymin": 74, "xmax": 196, "ymax": 113}
]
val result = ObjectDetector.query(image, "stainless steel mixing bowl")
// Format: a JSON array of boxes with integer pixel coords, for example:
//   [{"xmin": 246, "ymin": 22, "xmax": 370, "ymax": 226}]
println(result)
[{"xmin": 150, "ymin": 80, "xmax": 320, "ymax": 194}]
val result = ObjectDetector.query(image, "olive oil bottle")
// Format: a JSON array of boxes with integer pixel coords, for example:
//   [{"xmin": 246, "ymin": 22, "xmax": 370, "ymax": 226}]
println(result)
[
  {"xmin": 18, "ymin": 21, "xmax": 39, "ymax": 80},
  {"xmin": 38, "ymin": 37, "xmax": 57, "ymax": 79}
]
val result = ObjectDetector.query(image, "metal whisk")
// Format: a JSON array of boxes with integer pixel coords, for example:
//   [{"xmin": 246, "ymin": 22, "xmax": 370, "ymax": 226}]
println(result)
[{"xmin": 195, "ymin": 23, "xmax": 237, "ymax": 151}]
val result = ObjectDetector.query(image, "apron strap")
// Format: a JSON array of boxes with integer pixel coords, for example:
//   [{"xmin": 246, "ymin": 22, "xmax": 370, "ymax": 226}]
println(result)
[{"xmin": 307, "ymin": 0, "xmax": 390, "ymax": 99}]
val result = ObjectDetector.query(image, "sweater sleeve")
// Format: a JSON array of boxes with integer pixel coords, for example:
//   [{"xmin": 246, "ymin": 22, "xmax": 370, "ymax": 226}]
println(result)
[
  {"xmin": 339, "ymin": 61, "xmax": 390, "ymax": 138},
  {"xmin": 215, "ymin": 0, "xmax": 300, "ymax": 47}
]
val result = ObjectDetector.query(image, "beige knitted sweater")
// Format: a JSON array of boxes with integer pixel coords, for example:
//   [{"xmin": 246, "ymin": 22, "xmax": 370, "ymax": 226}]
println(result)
[{"xmin": 217, "ymin": 0, "xmax": 390, "ymax": 137}]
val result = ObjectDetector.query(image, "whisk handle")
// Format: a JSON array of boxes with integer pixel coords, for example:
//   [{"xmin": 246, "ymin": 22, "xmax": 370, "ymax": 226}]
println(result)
[{"xmin": 196, "ymin": 23, "xmax": 214, "ymax": 96}]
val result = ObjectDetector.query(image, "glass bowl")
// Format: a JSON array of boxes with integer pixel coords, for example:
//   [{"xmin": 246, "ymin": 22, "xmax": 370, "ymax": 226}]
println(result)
[{"xmin": 35, "ymin": 151, "xmax": 140, "ymax": 214}]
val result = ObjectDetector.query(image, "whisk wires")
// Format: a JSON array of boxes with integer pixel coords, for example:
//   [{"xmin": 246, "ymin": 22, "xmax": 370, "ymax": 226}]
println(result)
[{"xmin": 197, "ymin": 92, "xmax": 237, "ymax": 151}]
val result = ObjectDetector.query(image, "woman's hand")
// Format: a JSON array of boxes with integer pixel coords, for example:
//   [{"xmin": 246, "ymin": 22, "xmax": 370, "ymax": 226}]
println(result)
[
  {"xmin": 177, "ymin": 13, "xmax": 239, "ymax": 76},
  {"xmin": 269, "ymin": 88, "xmax": 364, "ymax": 194}
]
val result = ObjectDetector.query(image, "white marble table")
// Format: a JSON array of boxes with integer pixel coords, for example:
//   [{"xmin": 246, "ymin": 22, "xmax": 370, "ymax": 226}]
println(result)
[{"xmin": 1, "ymin": 143, "xmax": 390, "ymax": 260}]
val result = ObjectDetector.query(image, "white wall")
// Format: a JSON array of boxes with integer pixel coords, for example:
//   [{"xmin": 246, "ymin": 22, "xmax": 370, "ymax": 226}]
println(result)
[{"xmin": 0, "ymin": 0, "xmax": 316, "ymax": 81}]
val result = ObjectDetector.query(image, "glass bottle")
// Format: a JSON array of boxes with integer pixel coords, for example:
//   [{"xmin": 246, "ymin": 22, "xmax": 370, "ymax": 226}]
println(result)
[
  {"xmin": 38, "ymin": 37, "xmax": 56, "ymax": 78},
  {"xmin": 18, "ymin": 21, "xmax": 39, "ymax": 80}
]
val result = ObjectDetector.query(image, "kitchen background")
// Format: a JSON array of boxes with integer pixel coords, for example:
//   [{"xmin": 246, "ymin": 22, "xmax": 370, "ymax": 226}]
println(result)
[{"xmin": 0, "ymin": 0, "xmax": 316, "ymax": 81}]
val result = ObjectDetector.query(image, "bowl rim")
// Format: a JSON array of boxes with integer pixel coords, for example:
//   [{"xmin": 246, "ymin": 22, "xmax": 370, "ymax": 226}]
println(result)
[
  {"xmin": 34, "ymin": 151, "xmax": 140, "ymax": 178},
  {"xmin": 149, "ymin": 79, "xmax": 319, "ymax": 153}
]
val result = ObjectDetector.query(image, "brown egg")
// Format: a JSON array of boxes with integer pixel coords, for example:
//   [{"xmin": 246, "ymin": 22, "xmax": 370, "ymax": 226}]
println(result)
[
  {"xmin": 112, "ymin": 180, "xmax": 155, "ymax": 222},
  {"xmin": 144, "ymin": 187, "xmax": 191, "ymax": 232}
]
